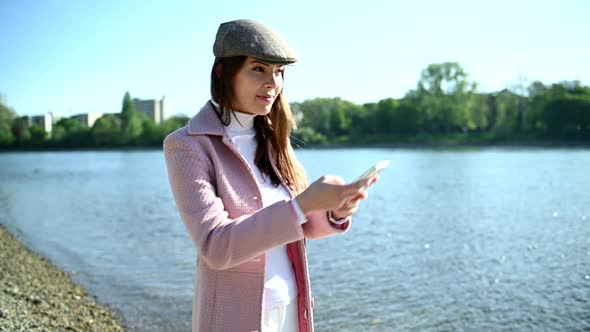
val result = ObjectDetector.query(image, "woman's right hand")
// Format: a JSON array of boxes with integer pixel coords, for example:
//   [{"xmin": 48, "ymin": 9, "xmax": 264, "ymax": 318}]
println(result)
[{"xmin": 295, "ymin": 175, "xmax": 374, "ymax": 215}]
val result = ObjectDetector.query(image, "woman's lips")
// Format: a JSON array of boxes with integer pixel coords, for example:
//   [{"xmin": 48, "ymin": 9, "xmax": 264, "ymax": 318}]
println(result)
[{"xmin": 257, "ymin": 95, "xmax": 274, "ymax": 103}]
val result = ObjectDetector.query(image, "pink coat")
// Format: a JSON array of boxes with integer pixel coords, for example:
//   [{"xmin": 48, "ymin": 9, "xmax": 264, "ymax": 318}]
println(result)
[{"xmin": 163, "ymin": 101, "xmax": 351, "ymax": 332}]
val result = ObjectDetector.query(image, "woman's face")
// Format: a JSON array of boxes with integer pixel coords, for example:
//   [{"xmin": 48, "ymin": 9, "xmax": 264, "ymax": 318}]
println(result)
[{"xmin": 232, "ymin": 57, "xmax": 285, "ymax": 115}]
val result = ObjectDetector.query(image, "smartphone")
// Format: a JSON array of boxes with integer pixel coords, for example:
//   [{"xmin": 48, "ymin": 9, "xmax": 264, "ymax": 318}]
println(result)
[{"xmin": 353, "ymin": 160, "xmax": 390, "ymax": 183}]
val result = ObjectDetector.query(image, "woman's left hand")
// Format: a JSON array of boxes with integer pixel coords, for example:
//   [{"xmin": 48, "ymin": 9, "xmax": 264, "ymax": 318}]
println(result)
[
  {"xmin": 330, "ymin": 191, "xmax": 368, "ymax": 220},
  {"xmin": 330, "ymin": 174, "xmax": 378, "ymax": 220}
]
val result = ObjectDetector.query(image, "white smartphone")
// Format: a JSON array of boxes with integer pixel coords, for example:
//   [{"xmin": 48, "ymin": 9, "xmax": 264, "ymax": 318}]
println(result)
[{"xmin": 353, "ymin": 160, "xmax": 390, "ymax": 183}]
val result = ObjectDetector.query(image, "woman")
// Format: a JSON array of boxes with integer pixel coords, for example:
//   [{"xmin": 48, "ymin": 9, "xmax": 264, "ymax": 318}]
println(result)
[{"xmin": 164, "ymin": 19, "xmax": 377, "ymax": 332}]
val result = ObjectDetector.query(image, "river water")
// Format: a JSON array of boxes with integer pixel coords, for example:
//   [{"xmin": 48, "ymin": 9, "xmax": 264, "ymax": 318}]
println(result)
[{"xmin": 0, "ymin": 148, "xmax": 588, "ymax": 331}]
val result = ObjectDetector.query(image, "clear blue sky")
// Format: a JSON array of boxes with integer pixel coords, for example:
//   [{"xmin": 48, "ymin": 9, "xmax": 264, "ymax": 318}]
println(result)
[{"xmin": 1, "ymin": 0, "xmax": 589, "ymax": 118}]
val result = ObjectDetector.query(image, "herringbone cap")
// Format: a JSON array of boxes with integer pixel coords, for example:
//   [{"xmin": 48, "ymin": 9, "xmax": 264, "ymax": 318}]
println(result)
[{"xmin": 213, "ymin": 19, "xmax": 298, "ymax": 64}]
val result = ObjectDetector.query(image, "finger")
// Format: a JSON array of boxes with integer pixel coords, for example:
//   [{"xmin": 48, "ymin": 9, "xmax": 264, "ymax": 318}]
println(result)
[
  {"xmin": 346, "ymin": 196, "xmax": 362, "ymax": 207},
  {"xmin": 340, "ymin": 206, "xmax": 358, "ymax": 216},
  {"xmin": 346, "ymin": 182, "xmax": 367, "ymax": 195},
  {"xmin": 342, "ymin": 191, "xmax": 360, "ymax": 203},
  {"xmin": 340, "ymin": 184, "xmax": 360, "ymax": 198},
  {"xmin": 340, "ymin": 198, "xmax": 361, "ymax": 210},
  {"xmin": 340, "ymin": 205, "xmax": 358, "ymax": 214},
  {"xmin": 356, "ymin": 191, "xmax": 368, "ymax": 200},
  {"xmin": 332, "ymin": 209, "xmax": 352, "ymax": 219},
  {"xmin": 341, "ymin": 189, "xmax": 366, "ymax": 205},
  {"xmin": 370, "ymin": 175, "xmax": 379, "ymax": 185}
]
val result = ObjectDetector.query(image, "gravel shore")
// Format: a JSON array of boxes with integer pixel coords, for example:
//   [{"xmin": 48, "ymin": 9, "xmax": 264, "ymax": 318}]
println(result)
[{"xmin": 0, "ymin": 224, "xmax": 127, "ymax": 331}]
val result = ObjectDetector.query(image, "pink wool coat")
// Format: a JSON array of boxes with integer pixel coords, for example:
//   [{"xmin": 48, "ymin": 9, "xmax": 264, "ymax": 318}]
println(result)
[{"xmin": 163, "ymin": 101, "xmax": 351, "ymax": 332}]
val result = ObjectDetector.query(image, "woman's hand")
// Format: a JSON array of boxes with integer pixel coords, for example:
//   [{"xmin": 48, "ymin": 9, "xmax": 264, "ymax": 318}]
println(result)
[
  {"xmin": 330, "ymin": 192, "xmax": 368, "ymax": 220},
  {"xmin": 331, "ymin": 175, "xmax": 378, "ymax": 219},
  {"xmin": 295, "ymin": 175, "xmax": 378, "ymax": 215}
]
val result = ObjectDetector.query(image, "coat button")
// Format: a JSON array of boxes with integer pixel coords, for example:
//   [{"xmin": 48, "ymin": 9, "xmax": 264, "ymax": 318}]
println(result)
[
  {"xmin": 252, "ymin": 196, "xmax": 258, "ymax": 200},
  {"xmin": 304, "ymin": 309, "xmax": 308, "ymax": 319}
]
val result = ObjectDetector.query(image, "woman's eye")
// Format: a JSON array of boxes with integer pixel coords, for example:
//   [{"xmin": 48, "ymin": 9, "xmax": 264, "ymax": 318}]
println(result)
[{"xmin": 253, "ymin": 66, "xmax": 264, "ymax": 72}]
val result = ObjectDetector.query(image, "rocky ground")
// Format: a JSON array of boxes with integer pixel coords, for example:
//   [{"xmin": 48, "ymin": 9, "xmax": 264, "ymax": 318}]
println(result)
[{"xmin": 0, "ymin": 224, "xmax": 127, "ymax": 331}]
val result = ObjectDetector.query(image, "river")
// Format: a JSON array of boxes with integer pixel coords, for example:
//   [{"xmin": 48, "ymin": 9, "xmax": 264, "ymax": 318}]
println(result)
[{"xmin": 0, "ymin": 148, "xmax": 588, "ymax": 331}]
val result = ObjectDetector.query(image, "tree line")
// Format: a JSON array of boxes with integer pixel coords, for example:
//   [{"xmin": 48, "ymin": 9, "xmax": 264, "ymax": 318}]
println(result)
[
  {"xmin": 1, "ymin": 62, "xmax": 589, "ymax": 150},
  {"xmin": 292, "ymin": 62, "xmax": 590, "ymax": 145},
  {"xmin": 0, "ymin": 92, "xmax": 188, "ymax": 149}
]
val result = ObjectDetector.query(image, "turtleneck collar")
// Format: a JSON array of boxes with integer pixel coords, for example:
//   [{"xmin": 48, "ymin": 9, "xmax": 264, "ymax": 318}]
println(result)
[
  {"xmin": 228, "ymin": 111, "xmax": 256, "ymax": 132},
  {"xmin": 211, "ymin": 99, "xmax": 256, "ymax": 132}
]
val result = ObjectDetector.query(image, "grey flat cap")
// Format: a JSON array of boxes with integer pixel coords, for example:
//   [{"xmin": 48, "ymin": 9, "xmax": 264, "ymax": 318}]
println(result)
[{"xmin": 213, "ymin": 19, "xmax": 298, "ymax": 64}]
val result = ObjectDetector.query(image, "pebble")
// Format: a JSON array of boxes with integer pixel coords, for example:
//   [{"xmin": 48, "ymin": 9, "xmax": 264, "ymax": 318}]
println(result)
[{"xmin": 0, "ymin": 225, "xmax": 127, "ymax": 331}]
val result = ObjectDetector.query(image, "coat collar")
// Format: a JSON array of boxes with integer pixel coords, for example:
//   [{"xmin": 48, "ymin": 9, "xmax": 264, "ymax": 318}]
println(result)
[
  {"xmin": 187, "ymin": 100, "xmax": 226, "ymax": 136},
  {"xmin": 187, "ymin": 101, "xmax": 296, "ymax": 196}
]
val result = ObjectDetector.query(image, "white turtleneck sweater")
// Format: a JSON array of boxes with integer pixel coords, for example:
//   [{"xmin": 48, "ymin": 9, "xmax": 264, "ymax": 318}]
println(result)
[{"xmin": 225, "ymin": 110, "xmax": 306, "ymax": 309}]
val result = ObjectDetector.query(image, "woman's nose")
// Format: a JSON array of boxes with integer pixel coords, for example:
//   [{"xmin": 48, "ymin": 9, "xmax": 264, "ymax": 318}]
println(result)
[{"xmin": 264, "ymin": 73, "xmax": 281, "ymax": 88}]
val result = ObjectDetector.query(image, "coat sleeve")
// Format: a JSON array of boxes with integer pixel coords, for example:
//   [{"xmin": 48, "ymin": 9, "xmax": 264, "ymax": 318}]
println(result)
[
  {"xmin": 164, "ymin": 132, "xmax": 305, "ymax": 270},
  {"xmin": 288, "ymin": 141, "xmax": 352, "ymax": 239},
  {"xmin": 302, "ymin": 210, "xmax": 351, "ymax": 239}
]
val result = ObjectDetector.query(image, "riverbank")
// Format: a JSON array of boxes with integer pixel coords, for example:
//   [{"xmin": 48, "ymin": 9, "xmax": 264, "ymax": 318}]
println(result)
[
  {"xmin": 1, "ymin": 139, "xmax": 590, "ymax": 153},
  {"xmin": 0, "ymin": 224, "xmax": 127, "ymax": 332},
  {"xmin": 297, "ymin": 140, "xmax": 590, "ymax": 149}
]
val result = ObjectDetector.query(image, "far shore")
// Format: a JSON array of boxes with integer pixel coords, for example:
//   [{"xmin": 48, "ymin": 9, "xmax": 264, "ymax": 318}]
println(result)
[
  {"xmin": 1, "ymin": 140, "xmax": 590, "ymax": 153},
  {"xmin": 295, "ymin": 140, "xmax": 590, "ymax": 149}
]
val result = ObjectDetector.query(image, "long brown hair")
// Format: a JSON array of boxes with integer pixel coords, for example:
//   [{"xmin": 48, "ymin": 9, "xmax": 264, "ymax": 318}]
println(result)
[{"xmin": 210, "ymin": 56, "xmax": 306, "ymax": 193}]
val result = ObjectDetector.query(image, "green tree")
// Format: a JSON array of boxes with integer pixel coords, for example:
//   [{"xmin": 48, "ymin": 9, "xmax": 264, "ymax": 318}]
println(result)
[
  {"xmin": 29, "ymin": 124, "xmax": 47, "ymax": 146},
  {"xmin": 92, "ymin": 114, "xmax": 123, "ymax": 146},
  {"xmin": 526, "ymin": 81, "xmax": 549, "ymax": 133},
  {"xmin": 359, "ymin": 102, "xmax": 379, "ymax": 136},
  {"xmin": 161, "ymin": 115, "xmax": 189, "ymax": 136},
  {"xmin": 52, "ymin": 118, "xmax": 83, "ymax": 146},
  {"xmin": 51, "ymin": 125, "xmax": 67, "ymax": 143},
  {"xmin": 11, "ymin": 116, "xmax": 31, "ymax": 145},
  {"xmin": 297, "ymin": 97, "xmax": 362, "ymax": 142},
  {"xmin": 528, "ymin": 81, "xmax": 590, "ymax": 139},
  {"xmin": 374, "ymin": 98, "xmax": 399, "ymax": 134},
  {"xmin": 140, "ymin": 118, "xmax": 164, "ymax": 145},
  {"xmin": 468, "ymin": 93, "xmax": 491, "ymax": 132},
  {"xmin": 507, "ymin": 77, "xmax": 530, "ymax": 133},
  {"xmin": 0, "ymin": 102, "xmax": 16, "ymax": 146},
  {"xmin": 415, "ymin": 62, "xmax": 477, "ymax": 133},
  {"xmin": 120, "ymin": 92, "xmax": 142, "ymax": 144},
  {"xmin": 292, "ymin": 126, "xmax": 327, "ymax": 145},
  {"xmin": 488, "ymin": 89, "xmax": 523, "ymax": 138},
  {"xmin": 297, "ymin": 98, "xmax": 334, "ymax": 137},
  {"xmin": 360, "ymin": 98, "xmax": 421, "ymax": 141},
  {"xmin": 542, "ymin": 93, "xmax": 590, "ymax": 140},
  {"xmin": 393, "ymin": 100, "xmax": 421, "ymax": 138}
]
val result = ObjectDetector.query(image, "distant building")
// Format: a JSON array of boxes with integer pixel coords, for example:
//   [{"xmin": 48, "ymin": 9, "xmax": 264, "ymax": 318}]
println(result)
[
  {"xmin": 27, "ymin": 112, "xmax": 62, "ymax": 136},
  {"xmin": 133, "ymin": 96, "xmax": 165, "ymax": 124},
  {"xmin": 49, "ymin": 112, "xmax": 62, "ymax": 124},
  {"xmin": 71, "ymin": 112, "xmax": 104, "ymax": 127},
  {"xmin": 29, "ymin": 113, "xmax": 53, "ymax": 136}
]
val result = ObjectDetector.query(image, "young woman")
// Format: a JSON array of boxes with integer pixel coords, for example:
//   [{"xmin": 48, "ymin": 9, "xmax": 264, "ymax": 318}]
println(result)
[{"xmin": 164, "ymin": 19, "xmax": 377, "ymax": 332}]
